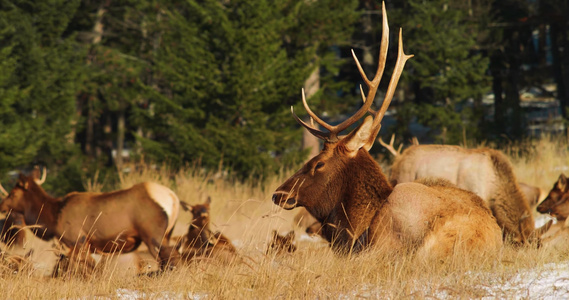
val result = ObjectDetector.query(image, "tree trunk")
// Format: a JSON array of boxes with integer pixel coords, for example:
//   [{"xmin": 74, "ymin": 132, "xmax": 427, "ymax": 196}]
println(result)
[
  {"xmin": 85, "ymin": 5, "xmax": 106, "ymax": 159},
  {"xmin": 302, "ymin": 65, "xmax": 321, "ymax": 160},
  {"xmin": 85, "ymin": 97, "xmax": 94, "ymax": 157},
  {"xmin": 115, "ymin": 108, "xmax": 125, "ymax": 171},
  {"xmin": 505, "ymin": 30, "xmax": 523, "ymax": 138},
  {"xmin": 551, "ymin": 22, "xmax": 569, "ymax": 121}
]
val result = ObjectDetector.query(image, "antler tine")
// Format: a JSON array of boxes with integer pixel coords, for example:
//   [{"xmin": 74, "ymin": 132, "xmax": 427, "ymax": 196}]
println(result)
[
  {"xmin": 291, "ymin": 106, "xmax": 330, "ymax": 141},
  {"xmin": 378, "ymin": 133, "xmax": 402, "ymax": 157},
  {"xmin": 327, "ymin": 0, "xmax": 390, "ymax": 138},
  {"xmin": 0, "ymin": 183, "xmax": 8, "ymax": 197},
  {"xmin": 355, "ymin": 2, "xmax": 390, "ymax": 120},
  {"xmin": 300, "ymin": 88, "xmax": 334, "ymax": 133},
  {"xmin": 369, "ymin": 28, "xmax": 413, "ymax": 131},
  {"xmin": 36, "ymin": 166, "xmax": 47, "ymax": 185}
]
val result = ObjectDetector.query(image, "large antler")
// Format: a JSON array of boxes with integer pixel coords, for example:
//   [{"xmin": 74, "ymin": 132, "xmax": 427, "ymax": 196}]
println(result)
[
  {"xmin": 0, "ymin": 182, "xmax": 7, "ymax": 197},
  {"xmin": 378, "ymin": 134, "xmax": 403, "ymax": 157},
  {"xmin": 292, "ymin": 2, "xmax": 412, "ymax": 143},
  {"xmin": 33, "ymin": 166, "xmax": 47, "ymax": 185}
]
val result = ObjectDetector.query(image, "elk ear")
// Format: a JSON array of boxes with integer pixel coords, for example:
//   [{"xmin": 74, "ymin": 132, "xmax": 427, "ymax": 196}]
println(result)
[
  {"xmin": 344, "ymin": 116, "xmax": 374, "ymax": 153},
  {"xmin": 557, "ymin": 174, "xmax": 567, "ymax": 191},
  {"xmin": 17, "ymin": 174, "xmax": 29, "ymax": 190},
  {"xmin": 180, "ymin": 201, "xmax": 191, "ymax": 212}
]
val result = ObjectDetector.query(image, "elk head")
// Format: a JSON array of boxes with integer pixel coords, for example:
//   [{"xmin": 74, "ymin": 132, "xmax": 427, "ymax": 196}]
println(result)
[
  {"xmin": 266, "ymin": 230, "xmax": 296, "ymax": 255},
  {"xmin": 0, "ymin": 175, "xmax": 32, "ymax": 214},
  {"xmin": 537, "ymin": 174, "xmax": 569, "ymax": 220},
  {"xmin": 0, "ymin": 166, "xmax": 49, "ymax": 214},
  {"xmin": 272, "ymin": 3, "xmax": 412, "ymax": 253},
  {"xmin": 190, "ymin": 196, "xmax": 212, "ymax": 229}
]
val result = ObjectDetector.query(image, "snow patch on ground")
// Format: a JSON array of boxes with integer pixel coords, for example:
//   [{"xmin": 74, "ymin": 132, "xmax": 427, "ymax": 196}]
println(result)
[
  {"xmin": 116, "ymin": 288, "xmax": 207, "ymax": 300},
  {"xmin": 339, "ymin": 262, "xmax": 569, "ymax": 299},
  {"xmin": 478, "ymin": 262, "xmax": 569, "ymax": 299}
]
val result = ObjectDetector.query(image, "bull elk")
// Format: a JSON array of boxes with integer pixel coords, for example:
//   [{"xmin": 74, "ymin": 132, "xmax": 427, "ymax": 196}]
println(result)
[
  {"xmin": 272, "ymin": 3, "xmax": 502, "ymax": 261},
  {"xmin": 387, "ymin": 143, "xmax": 537, "ymax": 245},
  {"xmin": 0, "ymin": 172, "xmax": 181, "ymax": 274}
]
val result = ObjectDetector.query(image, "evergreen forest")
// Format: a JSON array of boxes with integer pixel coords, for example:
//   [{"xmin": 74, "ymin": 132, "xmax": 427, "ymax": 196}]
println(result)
[{"xmin": 1, "ymin": 0, "xmax": 568, "ymax": 192}]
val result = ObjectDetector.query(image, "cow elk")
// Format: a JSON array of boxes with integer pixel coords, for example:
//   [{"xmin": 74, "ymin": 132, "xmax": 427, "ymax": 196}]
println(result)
[
  {"xmin": 380, "ymin": 135, "xmax": 544, "ymax": 215},
  {"xmin": 537, "ymin": 174, "xmax": 569, "ymax": 219},
  {"xmin": 272, "ymin": 3, "xmax": 502, "ymax": 262},
  {"xmin": 266, "ymin": 230, "xmax": 296, "ymax": 255},
  {"xmin": 0, "ymin": 171, "xmax": 181, "ymax": 276},
  {"xmin": 387, "ymin": 143, "xmax": 536, "ymax": 245},
  {"xmin": 174, "ymin": 197, "xmax": 237, "ymax": 265},
  {"xmin": 0, "ymin": 167, "xmax": 46, "ymax": 248},
  {"xmin": 532, "ymin": 174, "xmax": 569, "ymax": 250}
]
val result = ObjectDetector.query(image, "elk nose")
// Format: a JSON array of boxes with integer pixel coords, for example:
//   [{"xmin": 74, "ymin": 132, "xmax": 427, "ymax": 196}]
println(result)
[
  {"xmin": 271, "ymin": 193, "xmax": 281, "ymax": 203},
  {"xmin": 272, "ymin": 191, "xmax": 288, "ymax": 205}
]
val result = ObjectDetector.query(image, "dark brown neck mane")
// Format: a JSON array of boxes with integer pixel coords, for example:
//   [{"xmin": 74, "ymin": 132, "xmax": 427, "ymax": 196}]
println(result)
[
  {"xmin": 318, "ymin": 148, "xmax": 393, "ymax": 254},
  {"xmin": 22, "ymin": 181, "xmax": 63, "ymax": 240}
]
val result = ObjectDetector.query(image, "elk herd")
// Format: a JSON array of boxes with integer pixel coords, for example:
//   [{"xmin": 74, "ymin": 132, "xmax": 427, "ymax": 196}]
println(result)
[{"xmin": 0, "ymin": 2, "xmax": 568, "ymax": 279}]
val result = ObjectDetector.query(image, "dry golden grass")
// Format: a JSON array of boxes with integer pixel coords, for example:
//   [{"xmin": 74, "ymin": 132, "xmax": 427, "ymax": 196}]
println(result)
[{"xmin": 1, "ymin": 135, "xmax": 569, "ymax": 298}]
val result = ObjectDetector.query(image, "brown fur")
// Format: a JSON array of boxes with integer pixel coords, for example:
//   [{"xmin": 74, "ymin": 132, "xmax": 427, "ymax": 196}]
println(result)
[
  {"xmin": 539, "ymin": 219, "xmax": 569, "ymax": 251},
  {"xmin": 273, "ymin": 5, "xmax": 501, "ymax": 261},
  {"xmin": 519, "ymin": 182, "xmax": 544, "ymax": 208},
  {"xmin": 175, "ymin": 197, "xmax": 237, "ymax": 265},
  {"xmin": 273, "ymin": 136, "xmax": 503, "ymax": 260},
  {"xmin": 0, "ymin": 212, "xmax": 26, "ymax": 248},
  {"xmin": 0, "ymin": 174, "xmax": 181, "ymax": 276},
  {"xmin": 388, "ymin": 144, "xmax": 535, "ymax": 245},
  {"xmin": 266, "ymin": 231, "xmax": 296, "ymax": 255},
  {"xmin": 537, "ymin": 174, "xmax": 569, "ymax": 220}
]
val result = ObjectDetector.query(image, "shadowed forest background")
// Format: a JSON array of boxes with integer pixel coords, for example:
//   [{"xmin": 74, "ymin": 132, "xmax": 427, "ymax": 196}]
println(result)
[{"xmin": 1, "ymin": 0, "xmax": 568, "ymax": 193}]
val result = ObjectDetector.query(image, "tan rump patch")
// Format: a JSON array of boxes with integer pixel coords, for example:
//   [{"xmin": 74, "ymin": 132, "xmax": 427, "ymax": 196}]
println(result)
[{"xmin": 143, "ymin": 182, "xmax": 180, "ymax": 232}]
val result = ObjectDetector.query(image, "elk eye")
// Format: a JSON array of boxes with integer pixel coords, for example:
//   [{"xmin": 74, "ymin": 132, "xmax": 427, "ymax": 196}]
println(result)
[{"xmin": 315, "ymin": 162, "xmax": 325, "ymax": 170}]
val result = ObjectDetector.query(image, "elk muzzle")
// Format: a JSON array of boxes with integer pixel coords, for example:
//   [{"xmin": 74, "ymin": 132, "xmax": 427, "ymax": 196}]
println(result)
[{"xmin": 272, "ymin": 191, "xmax": 297, "ymax": 210}]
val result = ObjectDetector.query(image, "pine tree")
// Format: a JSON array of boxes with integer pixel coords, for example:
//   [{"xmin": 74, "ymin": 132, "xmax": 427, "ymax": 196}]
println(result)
[
  {"xmin": 397, "ymin": 0, "xmax": 490, "ymax": 144},
  {"xmin": 0, "ymin": 1, "xmax": 84, "ymax": 192},
  {"xmin": 133, "ymin": 0, "xmax": 359, "ymax": 179}
]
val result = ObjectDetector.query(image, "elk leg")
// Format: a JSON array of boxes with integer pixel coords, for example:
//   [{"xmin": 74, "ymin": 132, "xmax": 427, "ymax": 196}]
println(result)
[{"xmin": 141, "ymin": 234, "xmax": 180, "ymax": 272}]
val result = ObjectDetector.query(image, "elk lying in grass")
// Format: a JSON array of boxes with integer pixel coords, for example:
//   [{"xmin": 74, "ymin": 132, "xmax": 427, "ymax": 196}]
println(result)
[
  {"xmin": 0, "ymin": 173, "xmax": 181, "ymax": 276},
  {"xmin": 385, "ymin": 142, "xmax": 536, "ymax": 245},
  {"xmin": 381, "ymin": 135, "xmax": 544, "ymax": 216},
  {"xmin": 174, "ymin": 197, "xmax": 237, "ymax": 264},
  {"xmin": 534, "ymin": 174, "xmax": 569, "ymax": 249},
  {"xmin": 272, "ymin": 3, "xmax": 502, "ymax": 262},
  {"xmin": 0, "ymin": 248, "xmax": 33, "ymax": 275},
  {"xmin": 266, "ymin": 231, "xmax": 296, "ymax": 255}
]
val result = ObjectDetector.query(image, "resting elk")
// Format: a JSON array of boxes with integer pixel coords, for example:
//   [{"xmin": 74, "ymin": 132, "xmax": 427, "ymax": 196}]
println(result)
[
  {"xmin": 384, "ymin": 140, "xmax": 536, "ymax": 245},
  {"xmin": 272, "ymin": 3, "xmax": 502, "ymax": 261},
  {"xmin": 380, "ymin": 135, "xmax": 544, "ymax": 211},
  {"xmin": 0, "ymin": 172, "xmax": 181, "ymax": 274},
  {"xmin": 174, "ymin": 197, "xmax": 237, "ymax": 264},
  {"xmin": 534, "ymin": 174, "xmax": 569, "ymax": 249},
  {"xmin": 266, "ymin": 230, "xmax": 296, "ymax": 255}
]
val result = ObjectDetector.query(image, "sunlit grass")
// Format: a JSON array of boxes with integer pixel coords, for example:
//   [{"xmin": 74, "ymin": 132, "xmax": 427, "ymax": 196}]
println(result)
[{"xmin": 1, "ymin": 135, "xmax": 569, "ymax": 298}]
